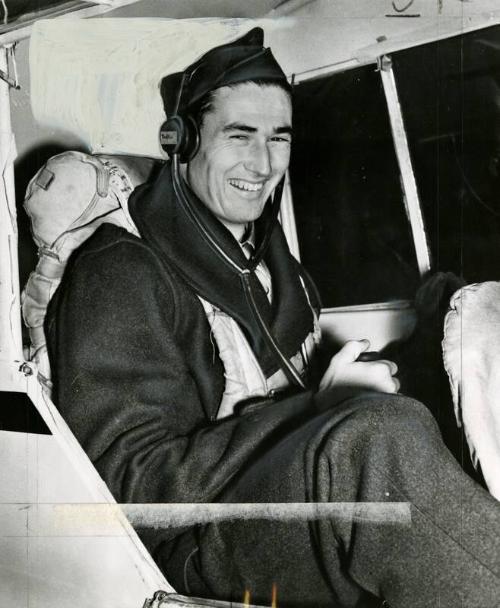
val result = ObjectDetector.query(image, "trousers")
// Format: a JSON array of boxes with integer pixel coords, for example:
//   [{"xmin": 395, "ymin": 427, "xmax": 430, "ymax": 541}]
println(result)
[{"xmin": 159, "ymin": 394, "xmax": 500, "ymax": 608}]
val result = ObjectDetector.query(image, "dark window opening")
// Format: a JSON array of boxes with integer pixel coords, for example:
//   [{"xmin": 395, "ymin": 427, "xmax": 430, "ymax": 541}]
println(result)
[
  {"xmin": 0, "ymin": 392, "xmax": 50, "ymax": 434},
  {"xmin": 393, "ymin": 25, "xmax": 500, "ymax": 284},
  {"xmin": 290, "ymin": 66, "xmax": 420, "ymax": 308},
  {"xmin": 0, "ymin": 1, "xmax": 93, "ymax": 33}
]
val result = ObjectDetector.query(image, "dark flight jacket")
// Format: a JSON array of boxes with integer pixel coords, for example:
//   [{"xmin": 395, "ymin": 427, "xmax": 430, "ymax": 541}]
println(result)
[{"xmin": 46, "ymin": 163, "xmax": 320, "ymax": 541}]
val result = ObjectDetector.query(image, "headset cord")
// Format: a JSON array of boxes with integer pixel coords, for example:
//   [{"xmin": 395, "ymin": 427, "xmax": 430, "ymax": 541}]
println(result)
[
  {"xmin": 172, "ymin": 155, "xmax": 246, "ymax": 274},
  {"xmin": 171, "ymin": 156, "xmax": 307, "ymax": 390},
  {"xmin": 240, "ymin": 272, "xmax": 306, "ymax": 389},
  {"xmin": 249, "ymin": 177, "xmax": 284, "ymax": 270}
]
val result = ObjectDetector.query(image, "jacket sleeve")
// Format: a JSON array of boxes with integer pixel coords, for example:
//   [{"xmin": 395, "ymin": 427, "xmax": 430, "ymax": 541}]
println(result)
[{"xmin": 46, "ymin": 236, "xmax": 312, "ymax": 506}]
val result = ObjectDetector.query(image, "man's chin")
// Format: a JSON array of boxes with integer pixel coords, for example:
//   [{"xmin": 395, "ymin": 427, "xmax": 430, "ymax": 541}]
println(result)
[{"xmin": 227, "ymin": 199, "xmax": 267, "ymax": 221}]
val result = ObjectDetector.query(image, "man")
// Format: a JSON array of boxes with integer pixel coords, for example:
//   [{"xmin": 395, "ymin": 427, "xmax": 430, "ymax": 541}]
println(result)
[{"xmin": 47, "ymin": 29, "xmax": 500, "ymax": 608}]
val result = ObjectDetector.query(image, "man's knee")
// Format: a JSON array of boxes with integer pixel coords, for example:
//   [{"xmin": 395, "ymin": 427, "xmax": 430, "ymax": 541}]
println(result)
[
  {"xmin": 329, "ymin": 393, "xmax": 440, "ymax": 452},
  {"xmin": 307, "ymin": 394, "xmax": 441, "ymax": 503},
  {"xmin": 363, "ymin": 393, "xmax": 435, "ymax": 429}
]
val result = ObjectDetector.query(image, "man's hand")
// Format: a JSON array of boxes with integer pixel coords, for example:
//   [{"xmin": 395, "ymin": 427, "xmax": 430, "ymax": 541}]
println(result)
[{"xmin": 319, "ymin": 339, "xmax": 400, "ymax": 394}]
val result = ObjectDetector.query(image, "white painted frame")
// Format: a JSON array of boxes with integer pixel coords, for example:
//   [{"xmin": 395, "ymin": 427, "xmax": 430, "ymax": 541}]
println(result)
[
  {"xmin": 379, "ymin": 54, "xmax": 431, "ymax": 278},
  {"xmin": 0, "ymin": 46, "xmax": 24, "ymax": 393}
]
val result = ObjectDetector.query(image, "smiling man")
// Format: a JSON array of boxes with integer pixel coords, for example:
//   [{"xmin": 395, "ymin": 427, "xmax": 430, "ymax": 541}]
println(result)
[
  {"xmin": 185, "ymin": 82, "xmax": 292, "ymax": 239},
  {"xmin": 47, "ymin": 28, "xmax": 500, "ymax": 608}
]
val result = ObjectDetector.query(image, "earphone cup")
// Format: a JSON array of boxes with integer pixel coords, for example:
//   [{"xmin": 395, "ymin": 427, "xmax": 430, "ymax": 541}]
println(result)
[
  {"xmin": 159, "ymin": 115, "xmax": 200, "ymax": 162},
  {"xmin": 159, "ymin": 116, "xmax": 185, "ymax": 158},
  {"xmin": 182, "ymin": 115, "xmax": 200, "ymax": 162}
]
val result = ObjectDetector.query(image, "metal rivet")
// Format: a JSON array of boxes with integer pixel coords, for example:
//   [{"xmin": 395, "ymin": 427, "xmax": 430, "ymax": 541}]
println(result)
[{"xmin": 20, "ymin": 363, "xmax": 33, "ymax": 376}]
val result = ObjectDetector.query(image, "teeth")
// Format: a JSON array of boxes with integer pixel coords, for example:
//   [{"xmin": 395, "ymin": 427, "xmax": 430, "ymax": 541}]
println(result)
[{"xmin": 229, "ymin": 179, "xmax": 264, "ymax": 192}]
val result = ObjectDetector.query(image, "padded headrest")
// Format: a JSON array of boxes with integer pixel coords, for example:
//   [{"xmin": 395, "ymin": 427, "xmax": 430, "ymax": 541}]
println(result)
[{"xmin": 30, "ymin": 19, "xmax": 288, "ymax": 158}]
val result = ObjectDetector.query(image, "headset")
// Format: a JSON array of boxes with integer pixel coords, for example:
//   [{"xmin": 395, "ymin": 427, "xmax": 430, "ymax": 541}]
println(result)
[{"xmin": 159, "ymin": 72, "xmax": 200, "ymax": 163}]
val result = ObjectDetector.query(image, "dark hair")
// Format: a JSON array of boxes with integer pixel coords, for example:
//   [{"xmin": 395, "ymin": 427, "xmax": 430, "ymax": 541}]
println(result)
[{"xmin": 188, "ymin": 79, "xmax": 292, "ymax": 128}]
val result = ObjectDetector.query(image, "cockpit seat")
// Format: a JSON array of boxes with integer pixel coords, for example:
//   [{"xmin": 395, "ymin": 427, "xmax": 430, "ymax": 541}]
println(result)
[
  {"xmin": 22, "ymin": 150, "xmax": 158, "ymax": 391},
  {"xmin": 443, "ymin": 281, "xmax": 500, "ymax": 501},
  {"xmin": 20, "ymin": 150, "xmax": 269, "ymax": 608}
]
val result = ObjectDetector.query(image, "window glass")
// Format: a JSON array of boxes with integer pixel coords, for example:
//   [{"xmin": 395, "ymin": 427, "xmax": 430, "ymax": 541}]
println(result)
[
  {"xmin": 290, "ymin": 66, "xmax": 420, "ymax": 308},
  {"xmin": 393, "ymin": 26, "xmax": 500, "ymax": 283}
]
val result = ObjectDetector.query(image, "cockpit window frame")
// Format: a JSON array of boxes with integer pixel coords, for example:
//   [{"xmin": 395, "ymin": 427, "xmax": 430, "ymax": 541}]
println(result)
[{"xmin": 281, "ymin": 53, "xmax": 431, "ymax": 313}]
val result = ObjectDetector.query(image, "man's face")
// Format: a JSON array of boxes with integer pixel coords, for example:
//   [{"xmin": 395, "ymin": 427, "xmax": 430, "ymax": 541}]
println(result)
[{"xmin": 187, "ymin": 82, "xmax": 292, "ymax": 239}]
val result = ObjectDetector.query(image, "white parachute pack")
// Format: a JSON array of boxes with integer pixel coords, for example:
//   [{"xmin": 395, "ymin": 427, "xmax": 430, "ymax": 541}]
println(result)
[{"xmin": 22, "ymin": 151, "xmax": 157, "ymax": 387}]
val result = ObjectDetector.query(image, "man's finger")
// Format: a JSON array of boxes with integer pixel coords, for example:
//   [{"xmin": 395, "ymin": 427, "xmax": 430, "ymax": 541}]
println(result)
[
  {"xmin": 336, "ymin": 339, "xmax": 371, "ymax": 363},
  {"xmin": 377, "ymin": 359, "xmax": 398, "ymax": 376},
  {"xmin": 376, "ymin": 374, "xmax": 400, "ymax": 394}
]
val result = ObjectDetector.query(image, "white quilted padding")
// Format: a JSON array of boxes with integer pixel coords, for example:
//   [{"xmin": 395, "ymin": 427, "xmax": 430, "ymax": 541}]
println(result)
[
  {"xmin": 443, "ymin": 281, "xmax": 500, "ymax": 500},
  {"xmin": 29, "ymin": 19, "xmax": 289, "ymax": 158}
]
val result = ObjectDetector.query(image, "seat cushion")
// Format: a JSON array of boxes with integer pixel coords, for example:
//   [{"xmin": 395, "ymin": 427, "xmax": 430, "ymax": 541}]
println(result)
[{"xmin": 443, "ymin": 281, "xmax": 500, "ymax": 500}]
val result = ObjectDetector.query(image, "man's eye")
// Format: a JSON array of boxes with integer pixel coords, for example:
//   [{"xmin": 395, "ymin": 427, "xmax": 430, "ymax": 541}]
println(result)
[
  {"xmin": 270, "ymin": 136, "xmax": 291, "ymax": 144},
  {"xmin": 230, "ymin": 134, "xmax": 249, "ymax": 141}
]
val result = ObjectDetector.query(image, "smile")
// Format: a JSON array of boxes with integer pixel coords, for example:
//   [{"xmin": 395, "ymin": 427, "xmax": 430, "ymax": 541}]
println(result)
[{"xmin": 228, "ymin": 179, "xmax": 264, "ymax": 193}]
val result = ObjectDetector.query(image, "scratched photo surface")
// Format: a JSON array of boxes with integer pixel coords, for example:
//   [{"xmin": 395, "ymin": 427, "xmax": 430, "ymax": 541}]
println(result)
[{"xmin": 1, "ymin": 1, "xmax": 500, "ymax": 607}]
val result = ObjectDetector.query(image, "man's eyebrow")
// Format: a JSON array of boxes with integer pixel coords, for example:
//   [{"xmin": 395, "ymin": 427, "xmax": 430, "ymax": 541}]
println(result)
[
  {"xmin": 223, "ymin": 123, "xmax": 257, "ymax": 133},
  {"xmin": 222, "ymin": 123, "xmax": 293, "ymax": 135},
  {"xmin": 274, "ymin": 126, "xmax": 293, "ymax": 136}
]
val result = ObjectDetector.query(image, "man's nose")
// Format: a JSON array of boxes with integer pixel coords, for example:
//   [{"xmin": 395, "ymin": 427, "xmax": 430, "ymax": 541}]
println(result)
[{"xmin": 244, "ymin": 141, "xmax": 272, "ymax": 177}]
